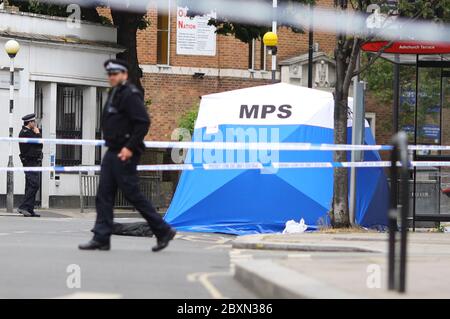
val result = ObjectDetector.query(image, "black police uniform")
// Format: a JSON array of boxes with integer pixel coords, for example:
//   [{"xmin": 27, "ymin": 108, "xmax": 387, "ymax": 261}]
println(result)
[
  {"xmin": 93, "ymin": 81, "xmax": 172, "ymax": 244},
  {"xmin": 18, "ymin": 122, "xmax": 43, "ymax": 214}
]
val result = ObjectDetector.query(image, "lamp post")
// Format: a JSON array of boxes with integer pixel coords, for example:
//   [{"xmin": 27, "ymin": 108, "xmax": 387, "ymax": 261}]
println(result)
[
  {"xmin": 307, "ymin": 4, "xmax": 314, "ymax": 88},
  {"xmin": 262, "ymin": 0, "xmax": 278, "ymax": 83},
  {"xmin": 4, "ymin": 39, "xmax": 20, "ymax": 213},
  {"xmin": 263, "ymin": 31, "xmax": 278, "ymax": 83}
]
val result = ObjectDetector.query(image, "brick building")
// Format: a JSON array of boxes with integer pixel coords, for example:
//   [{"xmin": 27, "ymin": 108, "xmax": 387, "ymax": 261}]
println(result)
[
  {"xmin": 127, "ymin": 0, "xmax": 395, "ymax": 150},
  {"xmin": 133, "ymin": 0, "xmax": 350, "ymax": 139}
]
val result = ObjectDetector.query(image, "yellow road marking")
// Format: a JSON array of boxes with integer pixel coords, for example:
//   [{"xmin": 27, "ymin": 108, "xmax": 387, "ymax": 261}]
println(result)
[{"xmin": 187, "ymin": 271, "xmax": 232, "ymax": 299}]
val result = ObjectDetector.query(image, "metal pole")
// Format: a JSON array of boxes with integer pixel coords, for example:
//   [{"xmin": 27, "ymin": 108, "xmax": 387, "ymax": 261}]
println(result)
[
  {"xmin": 393, "ymin": 55, "xmax": 400, "ymax": 133},
  {"xmin": 412, "ymin": 54, "xmax": 419, "ymax": 231},
  {"xmin": 307, "ymin": 4, "xmax": 314, "ymax": 88},
  {"xmin": 349, "ymin": 80, "xmax": 365, "ymax": 226},
  {"xmin": 390, "ymin": 57, "xmax": 400, "ymax": 250},
  {"xmin": 399, "ymin": 141, "xmax": 409, "ymax": 293},
  {"xmin": 388, "ymin": 142, "xmax": 399, "ymax": 290},
  {"xmin": 271, "ymin": 0, "xmax": 277, "ymax": 83},
  {"xmin": 389, "ymin": 132, "xmax": 409, "ymax": 293},
  {"xmin": 438, "ymin": 67, "xmax": 444, "ymax": 218},
  {"xmin": 349, "ymin": 52, "xmax": 362, "ymax": 226},
  {"xmin": 6, "ymin": 55, "xmax": 15, "ymax": 213}
]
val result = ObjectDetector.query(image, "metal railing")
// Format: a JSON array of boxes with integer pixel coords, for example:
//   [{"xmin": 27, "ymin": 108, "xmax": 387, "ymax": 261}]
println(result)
[
  {"xmin": 79, "ymin": 173, "xmax": 162, "ymax": 213},
  {"xmin": 388, "ymin": 132, "xmax": 409, "ymax": 293}
]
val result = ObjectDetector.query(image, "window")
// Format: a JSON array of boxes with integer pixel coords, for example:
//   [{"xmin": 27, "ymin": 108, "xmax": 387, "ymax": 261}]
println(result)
[
  {"xmin": 157, "ymin": 2, "xmax": 170, "ymax": 65},
  {"xmin": 34, "ymin": 83, "xmax": 43, "ymax": 126},
  {"xmin": 248, "ymin": 40, "xmax": 256, "ymax": 70},
  {"xmin": 95, "ymin": 89, "xmax": 104, "ymax": 165},
  {"xmin": 56, "ymin": 86, "xmax": 83, "ymax": 166},
  {"xmin": 249, "ymin": 40, "xmax": 267, "ymax": 71},
  {"xmin": 260, "ymin": 42, "xmax": 267, "ymax": 71},
  {"xmin": 365, "ymin": 112, "xmax": 376, "ymax": 137}
]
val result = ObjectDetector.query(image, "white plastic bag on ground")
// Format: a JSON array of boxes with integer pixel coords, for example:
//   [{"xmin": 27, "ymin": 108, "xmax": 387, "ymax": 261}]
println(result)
[{"xmin": 282, "ymin": 218, "xmax": 308, "ymax": 234}]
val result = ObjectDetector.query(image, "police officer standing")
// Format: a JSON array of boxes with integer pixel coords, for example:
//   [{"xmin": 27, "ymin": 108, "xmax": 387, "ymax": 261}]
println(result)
[
  {"xmin": 79, "ymin": 59, "xmax": 176, "ymax": 252},
  {"xmin": 18, "ymin": 113, "xmax": 43, "ymax": 217}
]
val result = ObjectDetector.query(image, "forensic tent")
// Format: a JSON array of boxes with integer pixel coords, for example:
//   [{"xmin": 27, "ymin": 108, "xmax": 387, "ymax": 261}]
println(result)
[{"xmin": 165, "ymin": 83, "xmax": 389, "ymax": 235}]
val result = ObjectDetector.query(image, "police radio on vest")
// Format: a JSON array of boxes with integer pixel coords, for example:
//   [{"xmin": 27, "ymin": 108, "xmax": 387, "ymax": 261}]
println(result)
[{"xmin": 239, "ymin": 104, "xmax": 292, "ymax": 119}]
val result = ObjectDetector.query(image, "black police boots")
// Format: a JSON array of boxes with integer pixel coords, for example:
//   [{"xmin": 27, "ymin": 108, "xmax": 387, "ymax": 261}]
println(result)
[
  {"xmin": 78, "ymin": 228, "xmax": 176, "ymax": 252},
  {"xmin": 17, "ymin": 209, "xmax": 40, "ymax": 217},
  {"xmin": 78, "ymin": 239, "xmax": 111, "ymax": 251},
  {"xmin": 152, "ymin": 228, "xmax": 177, "ymax": 252}
]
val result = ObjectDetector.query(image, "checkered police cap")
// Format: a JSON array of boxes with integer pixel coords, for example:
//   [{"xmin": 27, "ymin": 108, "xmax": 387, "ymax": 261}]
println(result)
[
  {"xmin": 22, "ymin": 113, "xmax": 36, "ymax": 122},
  {"xmin": 104, "ymin": 59, "xmax": 129, "ymax": 73}
]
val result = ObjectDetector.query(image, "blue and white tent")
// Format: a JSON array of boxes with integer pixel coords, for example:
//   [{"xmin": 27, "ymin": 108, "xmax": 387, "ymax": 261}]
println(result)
[{"xmin": 165, "ymin": 83, "xmax": 389, "ymax": 235}]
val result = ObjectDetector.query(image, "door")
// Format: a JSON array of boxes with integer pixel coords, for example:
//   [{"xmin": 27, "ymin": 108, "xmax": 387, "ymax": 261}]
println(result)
[{"xmin": 33, "ymin": 83, "xmax": 44, "ymax": 208}]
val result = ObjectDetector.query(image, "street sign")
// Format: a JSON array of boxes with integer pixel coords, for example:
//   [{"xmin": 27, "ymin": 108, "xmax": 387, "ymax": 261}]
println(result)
[{"xmin": 362, "ymin": 41, "xmax": 450, "ymax": 55}]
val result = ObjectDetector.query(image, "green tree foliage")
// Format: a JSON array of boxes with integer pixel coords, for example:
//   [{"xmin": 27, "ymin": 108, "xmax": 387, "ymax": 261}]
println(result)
[
  {"xmin": 397, "ymin": 0, "xmax": 450, "ymax": 21},
  {"xmin": 178, "ymin": 105, "xmax": 200, "ymax": 136},
  {"xmin": 9, "ymin": 0, "xmax": 68, "ymax": 16},
  {"xmin": 361, "ymin": 54, "xmax": 396, "ymax": 104},
  {"xmin": 362, "ymin": 56, "xmax": 449, "ymax": 144},
  {"xmin": 330, "ymin": 0, "xmax": 450, "ymax": 227}
]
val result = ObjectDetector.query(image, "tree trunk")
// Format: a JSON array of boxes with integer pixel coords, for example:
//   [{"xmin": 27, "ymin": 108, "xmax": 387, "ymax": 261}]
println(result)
[
  {"xmin": 331, "ymin": 35, "xmax": 350, "ymax": 228},
  {"xmin": 332, "ymin": 94, "xmax": 350, "ymax": 227},
  {"xmin": 111, "ymin": 10, "xmax": 144, "ymax": 93}
]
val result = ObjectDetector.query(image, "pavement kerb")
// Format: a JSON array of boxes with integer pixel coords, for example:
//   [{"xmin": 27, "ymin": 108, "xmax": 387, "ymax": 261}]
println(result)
[
  {"xmin": 232, "ymin": 234, "xmax": 381, "ymax": 253},
  {"xmin": 234, "ymin": 259, "xmax": 359, "ymax": 299}
]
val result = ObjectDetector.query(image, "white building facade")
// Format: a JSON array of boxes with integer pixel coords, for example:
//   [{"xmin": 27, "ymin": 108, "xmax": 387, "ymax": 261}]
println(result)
[
  {"xmin": 280, "ymin": 51, "xmax": 337, "ymax": 92},
  {"xmin": 0, "ymin": 10, "xmax": 121, "ymax": 208}
]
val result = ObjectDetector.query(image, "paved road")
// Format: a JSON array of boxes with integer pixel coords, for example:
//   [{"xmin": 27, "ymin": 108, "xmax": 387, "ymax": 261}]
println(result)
[{"xmin": 0, "ymin": 215, "xmax": 256, "ymax": 299}]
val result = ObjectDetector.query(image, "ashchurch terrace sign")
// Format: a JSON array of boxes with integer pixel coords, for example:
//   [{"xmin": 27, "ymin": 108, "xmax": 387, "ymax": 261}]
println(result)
[{"xmin": 362, "ymin": 41, "xmax": 450, "ymax": 55}]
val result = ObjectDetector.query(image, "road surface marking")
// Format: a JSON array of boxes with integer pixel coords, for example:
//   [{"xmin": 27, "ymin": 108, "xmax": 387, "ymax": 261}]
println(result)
[
  {"xmin": 205, "ymin": 244, "xmax": 233, "ymax": 250},
  {"xmin": 187, "ymin": 272, "xmax": 231, "ymax": 299},
  {"xmin": 177, "ymin": 234, "xmax": 232, "ymax": 245},
  {"xmin": 288, "ymin": 253, "xmax": 312, "ymax": 259},
  {"xmin": 229, "ymin": 250, "xmax": 253, "ymax": 261}
]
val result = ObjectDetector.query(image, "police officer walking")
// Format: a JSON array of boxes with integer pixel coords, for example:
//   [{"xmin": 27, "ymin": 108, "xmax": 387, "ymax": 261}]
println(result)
[
  {"xmin": 18, "ymin": 113, "xmax": 43, "ymax": 217},
  {"xmin": 79, "ymin": 59, "xmax": 176, "ymax": 252}
]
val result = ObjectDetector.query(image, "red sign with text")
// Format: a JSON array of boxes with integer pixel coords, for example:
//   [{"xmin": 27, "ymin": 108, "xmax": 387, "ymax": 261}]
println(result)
[{"xmin": 361, "ymin": 41, "xmax": 450, "ymax": 55}]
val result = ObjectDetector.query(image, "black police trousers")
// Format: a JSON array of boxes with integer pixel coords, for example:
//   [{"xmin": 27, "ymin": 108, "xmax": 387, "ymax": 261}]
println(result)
[
  {"xmin": 18, "ymin": 171, "xmax": 40, "ymax": 213},
  {"xmin": 93, "ymin": 150, "xmax": 171, "ymax": 243}
]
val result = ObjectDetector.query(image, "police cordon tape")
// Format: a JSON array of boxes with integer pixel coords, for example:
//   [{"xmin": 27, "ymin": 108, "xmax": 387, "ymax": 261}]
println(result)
[
  {"xmin": 2, "ymin": 137, "xmax": 450, "ymax": 152},
  {"xmin": 1, "ymin": 161, "xmax": 450, "ymax": 172}
]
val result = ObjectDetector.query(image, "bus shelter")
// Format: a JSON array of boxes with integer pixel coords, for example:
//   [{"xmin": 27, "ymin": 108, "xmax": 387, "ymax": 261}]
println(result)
[{"xmin": 362, "ymin": 41, "xmax": 450, "ymax": 229}]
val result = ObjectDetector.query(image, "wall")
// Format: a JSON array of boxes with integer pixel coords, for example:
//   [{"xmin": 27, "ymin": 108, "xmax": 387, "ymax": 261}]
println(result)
[
  {"xmin": 0, "ymin": 10, "xmax": 119, "ymax": 206},
  {"xmin": 131, "ymin": 0, "xmax": 337, "ymax": 141},
  {"xmin": 143, "ymin": 74, "xmax": 270, "ymax": 140}
]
